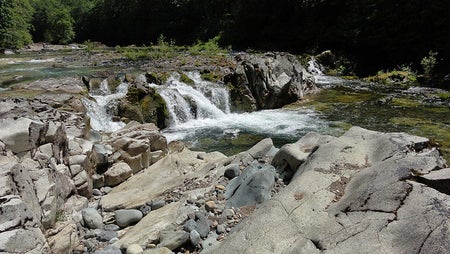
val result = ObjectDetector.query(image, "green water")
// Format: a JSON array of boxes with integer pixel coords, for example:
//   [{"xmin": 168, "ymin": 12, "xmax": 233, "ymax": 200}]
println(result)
[{"xmin": 304, "ymin": 86, "xmax": 450, "ymax": 162}]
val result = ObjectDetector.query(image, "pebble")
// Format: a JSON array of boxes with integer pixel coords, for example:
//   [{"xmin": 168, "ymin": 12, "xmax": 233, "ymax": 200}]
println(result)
[
  {"xmin": 96, "ymin": 230, "xmax": 117, "ymax": 242},
  {"xmin": 189, "ymin": 230, "xmax": 201, "ymax": 246},
  {"xmin": 126, "ymin": 243, "xmax": 144, "ymax": 254},
  {"xmin": 81, "ymin": 208, "xmax": 104, "ymax": 229},
  {"xmin": 205, "ymin": 201, "xmax": 217, "ymax": 212},
  {"xmin": 224, "ymin": 164, "xmax": 240, "ymax": 180},
  {"xmin": 215, "ymin": 185, "xmax": 226, "ymax": 191},
  {"xmin": 115, "ymin": 209, "xmax": 143, "ymax": 228},
  {"xmin": 93, "ymin": 189, "xmax": 102, "ymax": 196},
  {"xmin": 150, "ymin": 200, "xmax": 166, "ymax": 210},
  {"xmin": 216, "ymin": 224, "xmax": 226, "ymax": 234},
  {"xmin": 104, "ymin": 224, "xmax": 120, "ymax": 231},
  {"xmin": 140, "ymin": 204, "xmax": 152, "ymax": 216}
]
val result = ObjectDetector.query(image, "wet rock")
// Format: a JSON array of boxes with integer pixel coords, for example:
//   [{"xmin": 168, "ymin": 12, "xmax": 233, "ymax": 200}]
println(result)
[
  {"xmin": 115, "ymin": 209, "xmax": 143, "ymax": 228},
  {"xmin": 82, "ymin": 208, "xmax": 104, "ymax": 229},
  {"xmin": 225, "ymin": 52, "xmax": 317, "ymax": 111}
]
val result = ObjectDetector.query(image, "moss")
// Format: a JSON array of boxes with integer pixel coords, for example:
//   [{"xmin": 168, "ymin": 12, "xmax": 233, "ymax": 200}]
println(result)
[
  {"xmin": 364, "ymin": 70, "xmax": 418, "ymax": 86},
  {"xmin": 390, "ymin": 117, "xmax": 425, "ymax": 126},
  {"xmin": 391, "ymin": 97, "xmax": 422, "ymax": 107},
  {"xmin": 436, "ymin": 92, "xmax": 450, "ymax": 100},
  {"xmin": 200, "ymin": 70, "xmax": 222, "ymax": 82},
  {"xmin": 145, "ymin": 71, "xmax": 170, "ymax": 85},
  {"xmin": 107, "ymin": 77, "xmax": 121, "ymax": 92},
  {"xmin": 180, "ymin": 73, "xmax": 194, "ymax": 85}
]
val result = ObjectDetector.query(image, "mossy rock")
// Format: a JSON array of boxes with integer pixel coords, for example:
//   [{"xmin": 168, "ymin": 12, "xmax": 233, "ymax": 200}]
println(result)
[
  {"xmin": 180, "ymin": 73, "xmax": 194, "ymax": 85},
  {"xmin": 139, "ymin": 92, "xmax": 169, "ymax": 129},
  {"xmin": 117, "ymin": 100, "xmax": 144, "ymax": 123},
  {"xmin": 364, "ymin": 71, "xmax": 418, "ymax": 86},
  {"xmin": 145, "ymin": 71, "xmax": 170, "ymax": 85},
  {"xmin": 200, "ymin": 70, "xmax": 222, "ymax": 82},
  {"xmin": 107, "ymin": 77, "xmax": 122, "ymax": 92}
]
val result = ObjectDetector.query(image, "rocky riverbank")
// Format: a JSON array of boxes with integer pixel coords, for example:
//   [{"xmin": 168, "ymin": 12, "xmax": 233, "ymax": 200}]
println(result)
[{"xmin": 1, "ymin": 52, "xmax": 450, "ymax": 254}]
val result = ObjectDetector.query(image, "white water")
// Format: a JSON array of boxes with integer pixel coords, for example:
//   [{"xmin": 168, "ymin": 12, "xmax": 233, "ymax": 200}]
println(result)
[
  {"xmin": 307, "ymin": 58, "xmax": 346, "ymax": 85},
  {"xmin": 82, "ymin": 80, "xmax": 129, "ymax": 132},
  {"xmin": 158, "ymin": 72, "xmax": 325, "ymax": 143}
]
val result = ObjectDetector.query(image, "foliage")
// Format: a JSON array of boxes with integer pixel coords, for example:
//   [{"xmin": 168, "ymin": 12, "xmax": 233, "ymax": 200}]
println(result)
[
  {"xmin": 0, "ymin": 0, "xmax": 33, "ymax": 49},
  {"xmin": 188, "ymin": 35, "xmax": 229, "ymax": 55},
  {"xmin": 420, "ymin": 51, "xmax": 438, "ymax": 78}
]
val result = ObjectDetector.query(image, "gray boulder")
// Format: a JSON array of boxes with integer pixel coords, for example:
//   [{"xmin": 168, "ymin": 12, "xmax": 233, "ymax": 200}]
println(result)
[
  {"xmin": 204, "ymin": 127, "xmax": 450, "ymax": 253},
  {"xmin": 225, "ymin": 52, "xmax": 317, "ymax": 111},
  {"xmin": 0, "ymin": 117, "xmax": 37, "ymax": 154},
  {"xmin": 158, "ymin": 230, "xmax": 190, "ymax": 250},
  {"xmin": 115, "ymin": 209, "xmax": 143, "ymax": 228},
  {"xmin": 82, "ymin": 208, "xmax": 104, "ymax": 229},
  {"xmin": 225, "ymin": 163, "xmax": 276, "ymax": 208}
]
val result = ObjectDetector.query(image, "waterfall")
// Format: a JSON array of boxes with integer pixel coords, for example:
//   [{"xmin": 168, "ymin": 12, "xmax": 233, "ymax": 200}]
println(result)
[
  {"xmin": 156, "ymin": 72, "xmax": 325, "ymax": 144},
  {"xmin": 82, "ymin": 80, "xmax": 129, "ymax": 132},
  {"xmin": 307, "ymin": 57, "xmax": 344, "ymax": 85},
  {"xmin": 156, "ymin": 72, "xmax": 230, "ymax": 126},
  {"xmin": 307, "ymin": 57, "xmax": 324, "ymax": 76}
]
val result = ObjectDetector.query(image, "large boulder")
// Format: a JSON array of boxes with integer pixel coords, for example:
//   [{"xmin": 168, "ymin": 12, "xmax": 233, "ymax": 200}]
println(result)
[
  {"xmin": 225, "ymin": 52, "xmax": 317, "ymax": 111},
  {"xmin": 204, "ymin": 127, "xmax": 450, "ymax": 253}
]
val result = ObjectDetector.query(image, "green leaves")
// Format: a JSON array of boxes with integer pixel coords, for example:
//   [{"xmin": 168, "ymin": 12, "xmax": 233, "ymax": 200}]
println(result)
[{"xmin": 0, "ymin": 0, "xmax": 33, "ymax": 49}]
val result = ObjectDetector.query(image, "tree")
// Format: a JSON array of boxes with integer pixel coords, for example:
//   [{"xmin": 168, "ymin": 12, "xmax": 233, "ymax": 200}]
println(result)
[
  {"xmin": 0, "ymin": 0, "xmax": 34, "ymax": 49},
  {"xmin": 31, "ymin": 0, "xmax": 75, "ymax": 44}
]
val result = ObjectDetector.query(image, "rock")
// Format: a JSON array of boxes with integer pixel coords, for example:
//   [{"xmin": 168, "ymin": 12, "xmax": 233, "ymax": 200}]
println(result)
[
  {"xmin": 115, "ymin": 209, "xmax": 143, "ymax": 228},
  {"xmin": 272, "ymin": 132, "xmax": 333, "ymax": 182},
  {"xmin": 247, "ymin": 138, "xmax": 274, "ymax": 159},
  {"xmin": 150, "ymin": 200, "xmax": 166, "ymax": 210},
  {"xmin": 96, "ymin": 230, "xmax": 118, "ymax": 242},
  {"xmin": 0, "ymin": 228, "xmax": 49, "ymax": 253},
  {"xmin": 82, "ymin": 208, "xmax": 104, "ymax": 229},
  {"xmin": 204, "ymin": 127, "xmax": 450, "ymax": 253},
  {"xmin": 94, "ymin": 245, "xmax": 122, "ymax": 254},
  {"xmin": 417, "ymin": 167, "xmax": 450, "ymax": 194},
  {"xmin": 225, "ymin": 163, "xmax": 276, "ymax": 208},
  {"xmin": 158, "ymin": 230, "xmax": 189, "ymax": 250},
  {"xmin": 104, "ymin": 162, "xmax": 133, "ymax": 186},
  {"xmin": 104, "ymin": 224, "xmax": 121, "ymax": 231},
  {"xmin": 126, "ymin": 243, "xmax": 144, "ymax": 254},
  {"xmin": 225, "ymin": 52, "xmax": 317, "ymax": 111},
  {"xmin": 190, "ymin": 230, "xmax": 201, "ymax": 246},
  {"xmin": 0, "ymin": 117, "xmax": 37, "ymax": 153},
  {"xmin": 140, "ymin": 204, "xmax": 152, "ymax": 215},
  {"xmin": 216, "ymin": 224, "xmax": 226, "ymax": 234},
  {"xmin": 224, "ymin": 164, "xmax": 240, "ymax": 180},
  {"xmin": 113, "ymin": 203, "xmax": 181, "ymax": 248},
  {"xmin": 193, "ymin": 214, "xmax": 211, "ymax": 238},
  {"xmin": 205, "ymin": 200, "xmax": 217, "ymax": 212},
  {"xmin": 48, "ymin": 222, "xmax": 79, "ymax": 254},
  {"xmin": 74, "ymin": 170, "xmax": 93, "ymax": 197},
  {"xmin": 141, "ymin": 247, "xmax": 172, "ymax": 254}
]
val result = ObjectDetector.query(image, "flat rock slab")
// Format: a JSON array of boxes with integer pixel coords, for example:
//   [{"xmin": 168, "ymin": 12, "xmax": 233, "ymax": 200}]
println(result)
[{"xmin": 204, "ymin": 127, "xmax": 450, "ymax": 253}]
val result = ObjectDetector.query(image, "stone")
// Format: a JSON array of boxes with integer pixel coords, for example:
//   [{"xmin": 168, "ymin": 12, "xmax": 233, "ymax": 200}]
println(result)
[
  {"xmin": 141, "ymin": 247, "xmax": 172, "ymax": 254},
  {"xmin": 126, "ymin": 243, "xmax": 144, "ymax": 254},
  {"xmin": 104, "ymin": 224, "xmax": 121, "ymax": 231},
  {"xmin": 417, "ymin": 167, "xmax": 450, "ymax": 194},
  {"xmin": 225, "ymin": 52, "xmax": 317, "ymax": 111},
  {"xmin": 216, "ymin": 224, "xmax": 226, "ymax": 234},
  {"xmin": 150, "ymin": 200, "xmax": 166, "ymax": 210},
  {"xmin": 104, "ymin": 162, "xmax": 133, "ymax": 186},
  {"xmin": 48, "ymin": 222, "xmax": 79, "ymax": 254},
  {"xmin": 0, "ymin": 117, "xmax": 36, "ymax": 153},
  {"xmin": 94, "ymin": 245, "xmax": 122, "ymax": 254},
  {"xmin": 115, "ymin": 209, "xmax": 143, "ymax": 228},
  {"xmin": 224, "ymin": 164, "xmax": 240, "ymax": 180},
  {"xmin": 113, "ymin": 203, "xmax": 181, "ymax": 248},
  {"xmin": 0, "ymin": 228, "xmax": 49, "ymax": 253},
  {"xmin": 158, "ymin": 230, "xmax": 189, "ymax": 250},
  {"xmin": 205, "ymin": 200, "xmax": 217, "ymax": 212},
  {"xmin": 96, "ymin": 230, "xmax": 118, "ymax": 242},
  {"xmin": 140, "ymin": 204, "xmax": 152, "ymax": 215},
  {"xmin": 203, "ymin": 127, "xmax": 450, "ymax": 254},
  {"xmin": 82, "ymin": 208, "xmax": 104, "ymax": 229},
  {"xmin": 190, "ymin": 230, "xmax": 201, "ymax": 246},
  {"xmin": 225, "ymin": 163, "xmax": 276, "ymax": 208}
]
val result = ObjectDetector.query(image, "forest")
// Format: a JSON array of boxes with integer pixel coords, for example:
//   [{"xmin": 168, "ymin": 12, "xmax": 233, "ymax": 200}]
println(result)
[{"xmin": 1, "ymin": 0, "xmax": 449, "ymax": 76}]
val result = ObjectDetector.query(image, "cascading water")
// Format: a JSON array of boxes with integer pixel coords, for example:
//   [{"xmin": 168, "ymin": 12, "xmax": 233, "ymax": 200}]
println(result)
[
  {"xmin": 82, "ymin": 80, "xmax": 129, "ymax": 132},
  {"xmin": 307, "ymin": 57, "xmax": 344, "ymax": 85},
  {"xmin": 155, "ymin": 72, "xmax": 327, "ymax": 153}
]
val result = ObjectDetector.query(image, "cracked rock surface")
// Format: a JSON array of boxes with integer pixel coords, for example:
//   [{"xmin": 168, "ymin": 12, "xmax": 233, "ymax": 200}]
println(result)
[{"xmin": 204, "ymin": 127, "xmax": 450, "ymax": 254}]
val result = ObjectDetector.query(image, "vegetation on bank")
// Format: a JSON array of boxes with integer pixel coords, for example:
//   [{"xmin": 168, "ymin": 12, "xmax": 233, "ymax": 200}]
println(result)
[{"xmin": 0, "ymin": 0, "xmax": 449, "ymax": 81}]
